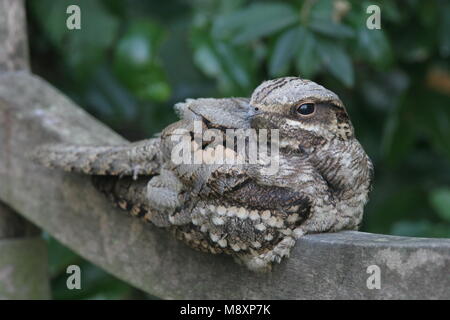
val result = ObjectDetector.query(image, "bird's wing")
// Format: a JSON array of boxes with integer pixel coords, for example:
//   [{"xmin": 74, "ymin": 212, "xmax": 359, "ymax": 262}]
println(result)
[
  {"xmin": 174, "ymin": 97, "xmax": 252, "ymax": 129},
  {"xmin": 161, "ymin": 97, "xmax": 253, "ymax": 191},
  {"xmin": 164, "ymin": 97, "xmax": 313, "ymax": 215},
  {"xmin": 32, "ymin": 97, "xmax": 251, "ymax": 177},
  {"xmin": 32, "ymin": 138, "xmax": 161, "ymax": 177}
]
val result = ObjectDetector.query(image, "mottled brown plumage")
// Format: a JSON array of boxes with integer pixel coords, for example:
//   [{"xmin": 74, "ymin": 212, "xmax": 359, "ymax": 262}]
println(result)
[{"xmin": 33, "ymin": 77, "xmax": 373, "ymax": 271}]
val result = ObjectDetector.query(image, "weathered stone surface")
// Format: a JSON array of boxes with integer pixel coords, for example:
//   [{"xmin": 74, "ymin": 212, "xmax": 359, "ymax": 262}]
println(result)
[
  {"xmin": 0, "ymin": 198, "xmax": 47, "ymax": 300},
  {"xmin": 0, "ymin": 237, "xmax": 50, "ymax": 299},
  {"xmin": 0, "ymin": 72, "xmax": 448, "ymax": 299},
  {"xmin": 0, "ymin": 0, "xmax": 50, "ymax": 300},
  {"xmin": 0, "ymin": 0, "xmax": 29, "ymax": 72}
]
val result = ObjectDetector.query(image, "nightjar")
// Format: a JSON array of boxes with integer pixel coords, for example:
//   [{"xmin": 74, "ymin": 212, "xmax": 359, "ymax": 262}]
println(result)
[{"xmin": 33, "ymin": 77, "xmax": 373, "ymax": 271}]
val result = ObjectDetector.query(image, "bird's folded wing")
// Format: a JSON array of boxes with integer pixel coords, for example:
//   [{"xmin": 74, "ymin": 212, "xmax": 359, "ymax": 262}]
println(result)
[{"xmin": 174, "ymin": 97, "xmax": 252, "ymax": 129}]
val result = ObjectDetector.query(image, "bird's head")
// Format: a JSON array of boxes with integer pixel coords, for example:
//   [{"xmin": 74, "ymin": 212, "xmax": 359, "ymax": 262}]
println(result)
[{"xmin": 249, "ymin": 77, "xmax": 354, "ymax": 152}]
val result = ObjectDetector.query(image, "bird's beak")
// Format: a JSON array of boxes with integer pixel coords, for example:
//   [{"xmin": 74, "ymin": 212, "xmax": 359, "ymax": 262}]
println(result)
[{"xmin": 246, "ymin": 104, "xmax": 262, "ymax": 120}]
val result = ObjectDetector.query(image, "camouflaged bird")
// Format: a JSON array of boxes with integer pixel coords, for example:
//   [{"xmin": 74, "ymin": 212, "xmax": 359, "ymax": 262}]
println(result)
[{"xmin": 33, "ymin": 77, "xmax": 373, "ymax": 271}]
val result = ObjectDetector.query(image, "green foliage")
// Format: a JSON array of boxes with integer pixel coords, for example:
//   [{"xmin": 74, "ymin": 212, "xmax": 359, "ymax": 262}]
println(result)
[
  {"xmin": 430, "ymin": 188, "xmax": 450, "ymax": 222},
  {"xmin": 212, "ymin": 3, "xmax": 299, "ymax": 44},
  {"xmin": 29, "ymin": 0, "xmax": 119, "ymax": 80},
  {"xmin": 26, "ymin": 0, "xmax": 450, "ymax": 299},
  {"xmin": 113, "ymin": 21, "xmax": 171, "ymax": 102},
  {"xmin": 191, "ymin": 23, "xmax": 257, "ymax": 95}
]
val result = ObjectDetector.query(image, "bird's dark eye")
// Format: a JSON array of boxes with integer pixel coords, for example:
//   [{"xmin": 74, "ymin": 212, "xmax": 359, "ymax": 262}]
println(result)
[{"xmin": 296, "ymin": 103, "xmax": 315, "ymax": 116}]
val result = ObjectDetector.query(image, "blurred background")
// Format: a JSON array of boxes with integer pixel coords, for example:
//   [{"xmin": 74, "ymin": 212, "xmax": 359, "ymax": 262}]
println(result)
[{"xmin": 25, "ymin": 0, "xmax": 450, "ymax": 299}]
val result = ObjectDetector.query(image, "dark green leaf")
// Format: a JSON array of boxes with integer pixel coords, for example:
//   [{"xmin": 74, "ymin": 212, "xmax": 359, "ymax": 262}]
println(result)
[
  {"xmin": 192, "ymin": 26, "xmax": 256, "ymax": 95},
  {"xmin": 87, "ymin": 67, "xmax": 138, "ymax": 122},
  {"xmin": 356, "ymin": 28, "xmax": 392, "ymax": 67},
  {"xmin": 269, "ymin": 26, "xmax": 305, "ymax": 77},
  {"xmin": 308, "ymin": 0, "xmax": 333, "ymax": 21},
  {"xmin": 212, "ymin": 3, "xmax": 298, "ymax": 44},
  {"xmin": 316, "ymin": 40, "xmax": 354, "ymax": 86},
  {"xmin": 430, "ymin": 188, "xmax": 450, "ymax": 222},
  {"xmin": 295, "ymin": 29, "xmax": 321, "ymax": 78},
  {"xmin": 309, "ymin": 19, "xmax": 354, "ymax": 39}
]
